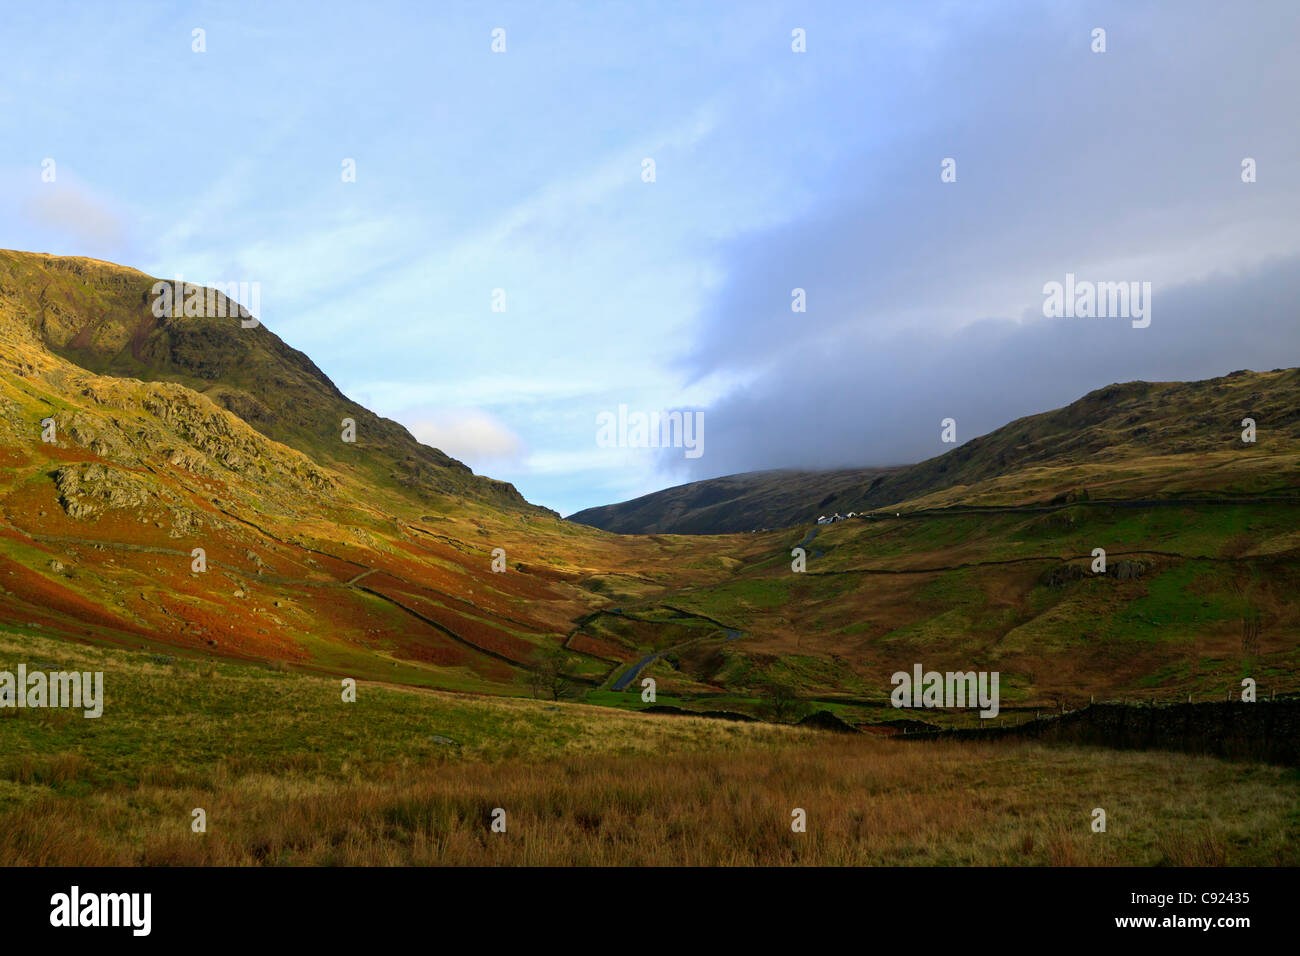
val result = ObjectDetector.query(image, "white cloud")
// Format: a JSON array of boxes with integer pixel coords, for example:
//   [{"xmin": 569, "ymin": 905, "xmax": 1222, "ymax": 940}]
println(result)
[
  {"xmin": 406, "ymin": 408, "xmax": 526, "ymax": 470},
  {"xmin": 19, "ymin": 179, "xmax": 126, "ymax": 251}
]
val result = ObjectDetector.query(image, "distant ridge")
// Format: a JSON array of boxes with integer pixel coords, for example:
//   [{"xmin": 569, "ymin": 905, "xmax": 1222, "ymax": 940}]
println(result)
[{"xmin": 569, "ymin": 368, "xmax": 1300, "ymax": 534}]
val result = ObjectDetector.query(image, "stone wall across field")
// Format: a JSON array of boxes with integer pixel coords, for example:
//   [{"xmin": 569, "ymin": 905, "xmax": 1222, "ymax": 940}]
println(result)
[{"xmin": 898, "ymin": 701, "xmax": 1300, "ymax": 766}]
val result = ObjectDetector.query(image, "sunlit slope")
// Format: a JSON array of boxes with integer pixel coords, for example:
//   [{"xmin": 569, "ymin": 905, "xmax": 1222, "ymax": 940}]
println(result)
[
  {"xmin": 586, "ymin": 502, "xmax": 1300, "ymax": 714},
  {"xmin": 0, "ymin": 249, "xmax": 536, "ymax": 512},
  {"xmin": 0, "ymin": 251, "xmax": 770, "ymax": 693}
]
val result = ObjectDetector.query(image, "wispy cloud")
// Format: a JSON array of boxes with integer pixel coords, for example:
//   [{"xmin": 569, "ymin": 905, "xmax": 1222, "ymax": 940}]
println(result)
[
  {"xmin": 15, "ymin": 175, "xmax": 128, "ymax": 255},
  {"xmin": 408, "ymin": 408, "xmax": 527, "ymax": 471}
]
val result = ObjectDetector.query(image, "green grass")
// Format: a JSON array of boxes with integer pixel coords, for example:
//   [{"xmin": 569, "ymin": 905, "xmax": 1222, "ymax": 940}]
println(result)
[
  {"xmin": 1118, "ymin": 563, "xmax": 1252, "ymax": 640},
  {"xmin": 0, "ymin": 627, "xmax": 799, "ymax": 803}
]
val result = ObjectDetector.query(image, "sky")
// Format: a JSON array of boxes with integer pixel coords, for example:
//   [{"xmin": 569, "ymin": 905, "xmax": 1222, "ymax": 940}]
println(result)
[{"xmin": 3, "ymin": 1, "xmax": 1298, "ymax": 516}]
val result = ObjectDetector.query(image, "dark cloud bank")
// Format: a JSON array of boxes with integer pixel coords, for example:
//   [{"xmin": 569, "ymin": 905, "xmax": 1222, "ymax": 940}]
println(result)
[{"xmin": 661, "ymin": 0, "xmax": 1300, "ymax": 487}]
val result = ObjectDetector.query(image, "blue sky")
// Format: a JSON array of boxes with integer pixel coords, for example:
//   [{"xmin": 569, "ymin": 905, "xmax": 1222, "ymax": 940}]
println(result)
[{"xmin": 4, "ymin": 1, "xmax": 1298, "ymax": 515}]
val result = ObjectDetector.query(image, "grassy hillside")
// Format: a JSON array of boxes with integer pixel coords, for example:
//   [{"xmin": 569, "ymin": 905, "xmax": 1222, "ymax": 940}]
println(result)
[
  {"xmin": 2, "ymin": 630, "xmax": 1295, "ymax": 866},
  {"xmin": 568, "ymin": 502, "xmax": 1300, "ymax": 723}
]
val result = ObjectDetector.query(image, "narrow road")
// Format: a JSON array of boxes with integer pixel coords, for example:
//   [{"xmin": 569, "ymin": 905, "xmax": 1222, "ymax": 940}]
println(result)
[
  {"xmin": 611, "ymin": 652, "xmax": 660, "ymax": 691},
  {"xmin": 795, "ymin": 525, "xmax": 825, "ymax": 559},
  {"xmin": 608, "ymin": 620, "xmax": 748, "ymax": 691}
]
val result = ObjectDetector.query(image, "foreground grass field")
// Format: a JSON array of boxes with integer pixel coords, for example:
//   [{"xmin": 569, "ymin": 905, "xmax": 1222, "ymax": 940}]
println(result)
[{"xmin": 1, "ymin": 629, "xmax": 1296, "ymax": 865}]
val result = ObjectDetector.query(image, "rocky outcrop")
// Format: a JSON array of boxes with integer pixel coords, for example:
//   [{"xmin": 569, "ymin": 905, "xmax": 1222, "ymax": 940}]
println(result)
[
  {"xmin": 51, "ymin": 463, "xmax": 205, "ymax": 537},
  {"xmin": 54, "ymin": 464, "xmax": 153, "ymax": 518}
]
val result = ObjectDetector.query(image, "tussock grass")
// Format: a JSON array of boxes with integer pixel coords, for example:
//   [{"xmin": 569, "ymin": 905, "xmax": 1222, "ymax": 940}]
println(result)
[
  {"xmin": 1, "ymin": 630, "xmax": 1295, "ymax": 866},
  {"xmin": 1, "ymin": 738, "xmax": 1295, "ymax": 865}
]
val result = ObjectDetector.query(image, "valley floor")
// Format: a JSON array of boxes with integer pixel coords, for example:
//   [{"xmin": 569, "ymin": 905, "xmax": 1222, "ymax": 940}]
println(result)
[{"xmin": 2, "ymin": 630, "xmax": 1295, "ymax": 866}]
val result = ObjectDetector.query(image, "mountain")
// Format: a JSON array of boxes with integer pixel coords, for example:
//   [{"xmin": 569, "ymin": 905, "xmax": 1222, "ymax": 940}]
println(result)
[
  {"xmin": 0, "ymin": 250, "xmax": 657, "ymax": 694},
  {"xmin": 568, "ymin": 468, "xmax": 898, "ymax": 534},
  {"xmin": 0, "ymin": 250, "xmax": 538, "ymax": 513},
  {"xmin": 569, "ymin": 369, "xmax": 1300, "ymax": 534},
  {"xmin": 2, "ymin": 249, "xmax": 1297, "ymax": 717}
]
